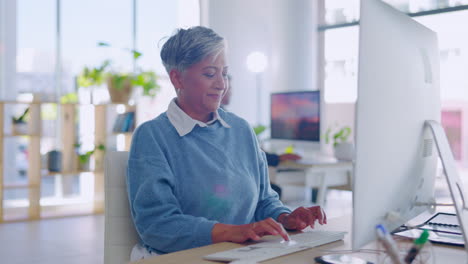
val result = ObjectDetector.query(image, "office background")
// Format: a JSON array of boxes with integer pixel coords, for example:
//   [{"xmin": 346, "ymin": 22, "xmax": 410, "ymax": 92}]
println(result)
[{"xmin": 0, "ymin": 0, "xmax": 467, "ymax": 263}]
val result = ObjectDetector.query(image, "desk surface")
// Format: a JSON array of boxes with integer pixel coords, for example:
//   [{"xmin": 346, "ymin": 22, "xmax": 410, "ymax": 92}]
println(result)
[
  {"xmin": 278, "ymin": 160, "xmax": 353, "ymax": 169},
  {"xmin": 130, "ymin": 215, "xmax": 466, "ymax": 264}
]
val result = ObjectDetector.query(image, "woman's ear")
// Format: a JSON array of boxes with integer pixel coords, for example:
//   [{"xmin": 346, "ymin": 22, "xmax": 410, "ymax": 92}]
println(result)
[{"xmin": 169, "ymin": 69, "xmax": 183, "ymax": 90}]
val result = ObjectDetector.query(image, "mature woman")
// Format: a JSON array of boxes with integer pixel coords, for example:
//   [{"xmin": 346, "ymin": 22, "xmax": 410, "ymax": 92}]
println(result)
[{"xmin": 127, "ymin": 26, "xmax": 326, "ymax": 259}]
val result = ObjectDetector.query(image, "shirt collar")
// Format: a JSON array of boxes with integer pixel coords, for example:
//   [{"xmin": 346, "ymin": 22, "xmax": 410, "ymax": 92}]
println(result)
[{"xmin": 167, "ymin": 98, "xmax": 231, "ymax": 137}]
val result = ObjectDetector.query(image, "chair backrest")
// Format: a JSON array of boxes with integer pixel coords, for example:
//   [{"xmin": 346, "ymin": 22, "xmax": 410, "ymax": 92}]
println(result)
[{"xmin": 104, "ymin": 151, "xmax": 139, "ymax": 264}]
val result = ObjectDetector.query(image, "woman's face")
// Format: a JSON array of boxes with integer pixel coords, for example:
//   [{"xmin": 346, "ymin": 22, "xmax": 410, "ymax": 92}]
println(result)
[{"xmin": 171, "ymin": 50, "xmax": 229, "ymax": 122}]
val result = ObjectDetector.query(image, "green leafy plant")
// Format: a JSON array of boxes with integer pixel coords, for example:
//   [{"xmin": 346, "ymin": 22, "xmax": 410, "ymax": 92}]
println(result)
[
  {"xmin": 325, "ymin": 126, "xmax": 351, "ymax": 147},
  {"xmin": 77, "ymin": 42, "xmax": 160, "ymax": 97},
  {"xmin": 74, "ymin": 143, "xmax": 106, "ymax": 165},
  {"xmin": 60, "ymin": 92, "xmax": 79, "ymax": 104},
  {"xmin": 253, "ymin": 125, "xmax": 267, "ymax": 136},
  {"xmin": 77, "ymin": 60, "xmax": 111, "ymax": 88},
  {"xmin": 12, "ymin": 107, "xmax": 29, "ymax": 124},
  {"xmin": 132, "ymin": 71, "xmax": 159, "ymax": 97}
]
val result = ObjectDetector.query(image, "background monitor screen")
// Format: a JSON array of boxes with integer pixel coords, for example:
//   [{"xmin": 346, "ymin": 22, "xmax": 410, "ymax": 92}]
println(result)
[{"xmin": 270, "ymin": 91, "xmax": 320, "ymax": 141}]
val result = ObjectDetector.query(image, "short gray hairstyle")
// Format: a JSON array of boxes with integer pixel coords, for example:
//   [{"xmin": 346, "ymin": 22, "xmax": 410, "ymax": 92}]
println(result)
[{"xmin": 160, "ymin": 26, "xmax": 225, "ymax": 74}]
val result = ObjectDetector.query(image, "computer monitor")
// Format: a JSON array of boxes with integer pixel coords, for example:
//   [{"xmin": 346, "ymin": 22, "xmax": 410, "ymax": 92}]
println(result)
[
  {"xmin": 353, "ymin": 0, "xmax": 441, "ymax": 249},
  {"xmin": 269, "ymin": 91, "xmax": 321, "ymax": 155},
  {"xmin": 270, "ymin": 90, "xmax": 320, "ymax": 139}
]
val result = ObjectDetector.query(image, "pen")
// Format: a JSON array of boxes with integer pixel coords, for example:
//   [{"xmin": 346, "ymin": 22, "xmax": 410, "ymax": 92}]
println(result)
[
  {"xmin": 376, "ymin": 224, "xmax": 403, "ymax": 264},
  {"xmin": 404, "ymin": 229, "xmax": 429, "ymax": 264}
]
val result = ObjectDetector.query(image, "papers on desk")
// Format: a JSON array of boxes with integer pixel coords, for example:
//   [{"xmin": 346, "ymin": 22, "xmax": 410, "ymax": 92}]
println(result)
[
  {"xmin": 394, "ymin": 213, "xmax": 464, "ymax": 247},
  {"xmin": 420, "ymin": 212, "xmax": 461, "ymax": 235},
  {"xmin": 394, "ymin": 228, "xmax": 464, "ymax": 247}
]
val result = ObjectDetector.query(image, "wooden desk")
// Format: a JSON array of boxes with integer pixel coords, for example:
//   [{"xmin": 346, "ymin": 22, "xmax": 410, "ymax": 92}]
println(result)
[
  {"xmin": 271, "ymin": 160, "xmax": 353, "ymax": 205},
  {"xmin": 130, "ymin": 215, "xmax": 466, "ymax": 264}
]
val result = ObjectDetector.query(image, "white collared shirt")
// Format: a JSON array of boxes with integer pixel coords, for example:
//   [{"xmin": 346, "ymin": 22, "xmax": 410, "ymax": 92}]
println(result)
[{"xmin": 166, "ymin": 98, "xmax": 231, "ymax": 137}]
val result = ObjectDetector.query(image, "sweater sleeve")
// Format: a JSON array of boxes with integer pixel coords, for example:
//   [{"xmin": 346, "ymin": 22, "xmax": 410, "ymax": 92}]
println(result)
[
  {"xmin": 127, "ymin": 123, "xmax": 218, "ymax": 254},
  {"xmin": 252, "ymin": 134, "xmax": 292, "ymax": 221}
]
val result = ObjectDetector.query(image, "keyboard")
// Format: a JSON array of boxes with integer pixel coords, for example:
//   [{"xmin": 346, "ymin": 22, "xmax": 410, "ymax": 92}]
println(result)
[{"xmin": 203, "ymin": 230, "xmax": 346, "ymax": 262}]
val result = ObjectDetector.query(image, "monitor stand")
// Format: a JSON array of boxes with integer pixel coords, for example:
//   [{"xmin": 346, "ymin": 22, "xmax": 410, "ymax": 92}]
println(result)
[{"xmin": 425, "ymin": 120, "xmax": 468, "ymax": 260}]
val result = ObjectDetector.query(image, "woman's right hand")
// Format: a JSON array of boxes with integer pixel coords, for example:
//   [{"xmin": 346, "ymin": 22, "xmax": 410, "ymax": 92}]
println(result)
[{"xmin": 212, "ymin": 218, "xmax": 289, "ymax": 243}]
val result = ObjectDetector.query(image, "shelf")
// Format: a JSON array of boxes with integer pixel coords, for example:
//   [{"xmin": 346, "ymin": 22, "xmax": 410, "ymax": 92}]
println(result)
[
  {"xmin": 3, "ymin": 134, "xmax": 41, "ymax": 138},
  {"xmin": 95, "ymin": 103, "xmax": 135, "ymax": 106},
  {"xmin": 0, "ymin": 101, "xmax": 130, "ymax": 105},
  {"xmin": 1, "ymin": 101, "xmax": 133, "ymax": 222},
  {"xmin": 40, "ymin": 203, "xmax": 95, "ymax": 219},
  {"xmin": 42, "ymin": 170, "xmax": 98, "ymax": 176},
  {"xmin": 3, "ymin": 183, "xmax": 39, "ymax": 189},
  {"xmin": 111, "ymin": 132, "xmax": 133, "ymax": 135},
  {"xmin": 0, "ymin": 101, "xmax": 54, "ymax": 105}
]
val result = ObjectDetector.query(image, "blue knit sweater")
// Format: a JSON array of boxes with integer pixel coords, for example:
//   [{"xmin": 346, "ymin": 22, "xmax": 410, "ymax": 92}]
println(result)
[{"xmin": 127, "ymin": 110, "xmax": 291, "ymax": 254}]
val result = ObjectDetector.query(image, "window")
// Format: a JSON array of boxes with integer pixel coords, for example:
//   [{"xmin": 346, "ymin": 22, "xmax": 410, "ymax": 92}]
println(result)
[
  {"xmin": 320, "ymin": 1, "xmax": 468, "ymax": 166},
  {"xmin": 1, "ymin": 0, "xmax": 200, "ymax": 220},
  {"xmin": 17, "ymin": 0, "xmax": 56, "ymax": 96},
  {"xmin": 135, "ymin": 0, "xmax": 200, "ymax": 119},
  {"xmin": 322, "ymin": 1, "xmax": 468, "ymax": 103},
  {"xmin": 323, "ymin": 27, "xmax": 358, "ymax": 103},
  {"xmin": 62, "ymin": 0, "xmax": 134, "ymax": 101}
]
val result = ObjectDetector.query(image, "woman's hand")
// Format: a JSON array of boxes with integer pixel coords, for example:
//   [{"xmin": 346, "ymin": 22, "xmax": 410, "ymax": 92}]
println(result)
[
  {"xmin": 277, "ymin": 206, "xmax": 327, "ymax": 230},
  {"xmin": 212, "ymin": 217, "xmax": 289, "ymax": 243}
]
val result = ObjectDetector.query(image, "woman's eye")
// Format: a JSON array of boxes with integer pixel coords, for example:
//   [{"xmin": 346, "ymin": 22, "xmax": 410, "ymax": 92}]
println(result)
[{"xmin": 204, "ymin": 73, "xmax": 215, "ymax": 78}]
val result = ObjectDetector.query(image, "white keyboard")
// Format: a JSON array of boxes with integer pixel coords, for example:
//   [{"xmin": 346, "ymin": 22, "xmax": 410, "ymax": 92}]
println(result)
[{"xmin": 203, "ymin": 230, "xmax": 346, "ymax": 262}]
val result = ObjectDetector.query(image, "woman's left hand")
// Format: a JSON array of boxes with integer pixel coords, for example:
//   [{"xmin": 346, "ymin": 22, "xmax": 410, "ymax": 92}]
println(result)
[{"xmin": 277, "ymin": 206, "xmax": 327, "ymax": 230}]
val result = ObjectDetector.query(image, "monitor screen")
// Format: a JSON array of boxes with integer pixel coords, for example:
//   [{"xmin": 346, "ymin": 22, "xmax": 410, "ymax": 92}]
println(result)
[
  {"xmin": 353, "ymin": 0, "xmax": 440, "ymax": 250},
  {"xmin": 270, "ymin": 91, "xmax": 320, "ymax": 141}
]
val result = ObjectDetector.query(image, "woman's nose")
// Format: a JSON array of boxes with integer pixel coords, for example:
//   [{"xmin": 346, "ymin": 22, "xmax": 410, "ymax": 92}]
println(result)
[{"xmin": 215, "ymin": 74, "xmax": 226, "ymax": 90}]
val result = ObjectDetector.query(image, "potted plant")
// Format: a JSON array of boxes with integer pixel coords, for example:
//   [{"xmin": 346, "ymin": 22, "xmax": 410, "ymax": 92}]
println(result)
[
  {"xmin": 77, "ymin": 42, "xmax": 160, "ymax": 104},
  {"xmin": 325, "ymin": 125, "xmax": 354, "ymax": 161},
  {"xmin": 12, "ymin": 107, "xmax": 29, "ymax": 135},
  {"xmin": 74, "ymin": 143, "xmax": 106, "ymax": 171},
  {"xmin": 60, "ymin": 92, "xmax": 79, "ymax": 104},
  {"xmin": 253, "ymin": 125, "xmax": 267, "ymax": 136}
]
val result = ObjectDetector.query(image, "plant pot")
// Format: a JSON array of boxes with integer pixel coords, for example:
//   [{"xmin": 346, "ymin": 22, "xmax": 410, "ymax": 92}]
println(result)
[
  {"xmin": 78, "ymin": 159, "xmax": 91, "ymax": 171},
  {"xmin": 334, "ymin": 142, "xmax": 355, "ymax": 161},
  {"xmin": 107, "ymin": 78, "xmax": 133, "ymax": 104},
  {"xmin": 47, "ymin": 150, "xmax": 62, "ymax": 172},
  {"xmin": 12, "ymin": 122, "xmax": 28, "ymax": 135}
]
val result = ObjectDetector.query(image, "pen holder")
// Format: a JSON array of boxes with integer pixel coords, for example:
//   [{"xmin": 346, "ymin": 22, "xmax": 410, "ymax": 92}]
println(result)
[{"xmin": 377, "ymin": 236, "xmax": 434, "ymax": 264}]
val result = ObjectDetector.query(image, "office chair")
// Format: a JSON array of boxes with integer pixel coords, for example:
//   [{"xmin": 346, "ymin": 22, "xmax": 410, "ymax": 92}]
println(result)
[{"xmin": 104, "ymin": 151, "xmax": 139, "ymax": 264}]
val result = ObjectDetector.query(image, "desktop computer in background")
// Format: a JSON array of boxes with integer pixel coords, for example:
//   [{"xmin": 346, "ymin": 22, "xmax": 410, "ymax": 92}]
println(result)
[
  {"xmin": 270, "ymin": 90, "xmax": 320, "ymax": 142},
  {"xmin": 268, "ymin": 91, "xmax": 322, "ymax": 158},
  {"xmin": 353, "ymin": 0, "xmax": 468, "ymax": 256}
]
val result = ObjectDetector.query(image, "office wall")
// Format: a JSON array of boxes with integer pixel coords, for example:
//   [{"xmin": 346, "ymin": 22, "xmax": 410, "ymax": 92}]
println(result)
[
  {"xmin": 203, "ymin": 0, "xmax": 319, "ymax": 126},
  {"xmin": 0, "ymin": 0, "xmax": 17, "ymax": 181},
  {"xmin": 0, "ymin": 0, "xmax": 16, "ymax": 100}
]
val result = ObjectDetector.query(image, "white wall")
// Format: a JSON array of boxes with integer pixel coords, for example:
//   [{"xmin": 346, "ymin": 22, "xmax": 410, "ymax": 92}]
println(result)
[
  {"xmin": 0, "ymin": 0, "xmax": 17, "ymax": 100},
  {"xmin": 0, "ymin": 0, "xmax": 17, "ymax": 183},
  {"xmin": 203, "ymin": 0, "xmax": 320, "ymax": 126}
]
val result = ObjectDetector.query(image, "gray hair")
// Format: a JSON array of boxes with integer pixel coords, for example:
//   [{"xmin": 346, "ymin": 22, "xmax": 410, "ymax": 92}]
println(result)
[{"xmin": 160, "ymin": 26, "xmax": 225, "ymax": 74}]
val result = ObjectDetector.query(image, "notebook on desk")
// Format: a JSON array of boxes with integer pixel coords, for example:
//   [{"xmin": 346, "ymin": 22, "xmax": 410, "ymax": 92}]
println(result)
[
  {"xmin": 394, "ymin": 213, "xmax": 464, "ymax": 247},
  {"xmin": 420, "ymin": 212, "xmax": 461, "ymax": 234}
]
